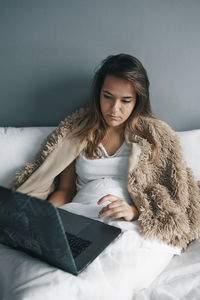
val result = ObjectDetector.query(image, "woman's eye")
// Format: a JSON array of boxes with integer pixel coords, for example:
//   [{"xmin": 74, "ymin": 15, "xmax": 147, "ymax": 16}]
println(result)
[
  {"xmin": 121, "ymin": 100, "xmax": 130, "ymax": 103},
  {"xmin": 104, "ymin": 94, "xmax": 112, "ymax": 99},
  {"xmin": 103, "ymin": 94, "xmax": 130, "ymax": 103}
]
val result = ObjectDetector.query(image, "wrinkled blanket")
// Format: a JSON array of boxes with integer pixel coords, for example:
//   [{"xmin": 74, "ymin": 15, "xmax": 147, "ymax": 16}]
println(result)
[{"xmin": 0, "ymin": 201, "xmax": 179, "ymax": 300}]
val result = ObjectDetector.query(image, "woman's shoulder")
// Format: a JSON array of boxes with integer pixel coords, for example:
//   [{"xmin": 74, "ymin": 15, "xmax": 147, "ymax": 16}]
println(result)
[
  {"xmin": 137, "ymin": 115, "xmax": 184, "ymax": 162},
  {"xmin": 138, "ymin": 115, "xmax": 177, "ymax": 140},
  {"xmin": 59, "ymin": 106, "xmax": 90, "ymax": 132},
  {"xmin": 33, "ymin": 107, "xmax": 89, "ymax": 161},
  {"xmin": 137, "ymin": 115, "xmax": 182, "ymax": 153},
  {"xmin": 48, "ymin": 107, "xmax": 89, "ymax": 140}
]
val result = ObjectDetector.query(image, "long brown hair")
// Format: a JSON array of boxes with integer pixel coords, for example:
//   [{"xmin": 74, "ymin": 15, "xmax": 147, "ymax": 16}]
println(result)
[{"xmin": 73, "ymin": 53, "xmax": 159, "ymax": 162}]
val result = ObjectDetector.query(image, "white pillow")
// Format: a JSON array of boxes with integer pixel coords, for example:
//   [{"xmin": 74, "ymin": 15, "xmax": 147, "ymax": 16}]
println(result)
[
  {"xmin": 0, "ymin": 127, "xmax": 199, "ymax": 188},
  {"xmin": 177, "ymin": 129, "xmax": 200, "ymax": 181},
  {"xmin": 0, "ymin": 127, "xmax": 55, "ymax": 187}
]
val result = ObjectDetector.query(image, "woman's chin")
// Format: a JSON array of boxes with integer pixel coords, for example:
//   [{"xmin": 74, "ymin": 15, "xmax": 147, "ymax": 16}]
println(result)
[{"xmin": 105, "ymin": 118, "xmax": 122, "ymax": 127}]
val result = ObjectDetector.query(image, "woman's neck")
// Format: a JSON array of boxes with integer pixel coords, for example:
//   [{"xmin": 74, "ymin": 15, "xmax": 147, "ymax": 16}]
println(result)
[
  {"xmin": 105, "ymin": 125, "xmax": 125, "ymax": 137},
  {"xmin": 102, "ymin": 126, "xmax": 125, "ymax": 153}
]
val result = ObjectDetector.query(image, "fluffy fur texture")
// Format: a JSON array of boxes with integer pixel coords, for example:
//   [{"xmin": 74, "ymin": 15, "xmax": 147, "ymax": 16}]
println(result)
[
  {"xmin": 10, "ymin": 107, "xmax": 88, "ymax": 190},
  {"xmin": 126, "ymin": 117, "xmax": 200, "ymax": 249},
  {"xmin": 10, "ymin": 108, "xmax": 200, "ymax": 249}
]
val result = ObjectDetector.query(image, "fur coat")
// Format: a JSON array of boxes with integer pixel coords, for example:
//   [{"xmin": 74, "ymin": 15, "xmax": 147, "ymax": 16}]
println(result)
[{"xmin": 10, "ymin": 108, "xmax": 200, "ymax": 249}]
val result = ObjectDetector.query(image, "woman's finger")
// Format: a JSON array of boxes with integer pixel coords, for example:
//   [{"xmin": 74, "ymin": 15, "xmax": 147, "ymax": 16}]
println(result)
[
  {"xmin": 100, "ymin": 206, "xmax": 129, "ymax": 219},
  {"xmin": 100, "ymin": 204, "xmax": 122, "ymax": 214},
  {"xmin": 98, "ymin": 194, "xmax": 121, "ymax": 205},
  {"xmin": 99, "ymin": 199, "xmax": 125, "ymax": 215},
  {"xmin": 108, "ymin": 200, "xmax": 126, "ymax": 209}
]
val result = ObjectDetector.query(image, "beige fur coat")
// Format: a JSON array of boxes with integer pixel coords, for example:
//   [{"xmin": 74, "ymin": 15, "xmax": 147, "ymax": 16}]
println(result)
[{"xmin": 10, "ymin": 108, "xmax": 200, "ymax": 249}]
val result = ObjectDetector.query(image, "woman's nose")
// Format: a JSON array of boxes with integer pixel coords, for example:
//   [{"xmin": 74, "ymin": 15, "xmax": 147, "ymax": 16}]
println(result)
[{"xmin": 111, "ymin": 100, "xmax": 120, "ymax": 112}]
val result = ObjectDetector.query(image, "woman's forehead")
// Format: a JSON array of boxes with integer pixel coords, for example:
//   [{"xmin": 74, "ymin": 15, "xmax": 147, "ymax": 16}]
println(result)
[{"xmin": 102, "ymin": 75, "xmax": 136, "ymax": 97}]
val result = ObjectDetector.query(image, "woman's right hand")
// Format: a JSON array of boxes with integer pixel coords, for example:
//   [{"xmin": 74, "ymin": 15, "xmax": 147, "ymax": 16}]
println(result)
[
  {"xmin": 48, "ymin": 159, "xmax": 77, "ymax": 207},
  {"xmin": 48, "ymin": 190, "xmax": 70, "ymax": 207}
]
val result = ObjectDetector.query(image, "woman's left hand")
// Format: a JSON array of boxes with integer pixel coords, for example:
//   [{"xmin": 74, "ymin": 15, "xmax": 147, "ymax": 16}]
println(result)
[{"xmin": 98, "ymin": 194, "xmax": 139, "ymax": 222}]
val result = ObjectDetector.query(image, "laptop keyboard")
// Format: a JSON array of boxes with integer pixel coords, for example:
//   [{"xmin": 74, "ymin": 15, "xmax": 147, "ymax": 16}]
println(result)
[{"xmin": 65, "ymin": 232, "xmax": 92, "ymax": 258}]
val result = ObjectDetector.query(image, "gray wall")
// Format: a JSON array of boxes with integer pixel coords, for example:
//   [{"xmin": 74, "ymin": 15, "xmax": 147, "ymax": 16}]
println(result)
[{"xmin": 0, "ymin": 0, "xmax": 200, "ymax": 130}]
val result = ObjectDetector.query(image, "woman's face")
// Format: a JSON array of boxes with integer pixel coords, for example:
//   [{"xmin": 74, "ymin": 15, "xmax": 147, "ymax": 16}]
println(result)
[{"xmin": 100, "ymin": 75, "xmax": 137, "ymax": 130}]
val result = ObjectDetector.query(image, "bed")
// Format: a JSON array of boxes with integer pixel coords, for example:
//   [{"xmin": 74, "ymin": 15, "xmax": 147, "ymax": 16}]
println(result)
[{"xmin": 0, "ymin": 126, "xmax": 200, "ymax": 300}]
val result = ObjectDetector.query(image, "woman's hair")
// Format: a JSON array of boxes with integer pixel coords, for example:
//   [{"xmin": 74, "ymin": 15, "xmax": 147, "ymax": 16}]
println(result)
[{"xmin": 73, "ymin": 53, "xmax": 159, "ymax": 162}]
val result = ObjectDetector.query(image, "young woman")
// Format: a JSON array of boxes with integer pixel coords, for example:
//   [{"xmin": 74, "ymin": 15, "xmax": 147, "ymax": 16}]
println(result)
[
  {"xmin": 10, "ymin": 54, "xmax": 200, "ymax": 292},
  {"xmin": 48, "ymin": 62, "xmax": 140, "ymax": 221}
]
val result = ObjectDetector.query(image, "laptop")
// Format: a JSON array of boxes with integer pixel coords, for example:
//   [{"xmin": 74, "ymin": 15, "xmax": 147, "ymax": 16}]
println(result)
[{"xmin": 0, "ymin": 186, "xmax": 121, "ymax": 276}]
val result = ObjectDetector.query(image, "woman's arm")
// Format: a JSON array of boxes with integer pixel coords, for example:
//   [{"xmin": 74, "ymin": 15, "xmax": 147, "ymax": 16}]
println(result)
[{"xmin": 48, "ymin": 159, "xmax": 77, "ymax": 207}]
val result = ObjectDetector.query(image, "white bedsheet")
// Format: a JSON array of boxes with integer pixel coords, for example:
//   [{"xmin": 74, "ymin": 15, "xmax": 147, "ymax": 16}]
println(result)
[
  {"xmin": 1, "ymin": 202, "xmax": 200, "ymax": 300},
  {"xmin": 135, "ymin": 239, "xmax": 200, "ymax": 300}
]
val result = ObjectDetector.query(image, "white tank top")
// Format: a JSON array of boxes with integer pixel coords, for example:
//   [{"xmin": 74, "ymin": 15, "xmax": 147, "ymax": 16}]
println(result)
[{"xmin": 74, "ymin": 141, "xmax": 133, "ymax": 204}]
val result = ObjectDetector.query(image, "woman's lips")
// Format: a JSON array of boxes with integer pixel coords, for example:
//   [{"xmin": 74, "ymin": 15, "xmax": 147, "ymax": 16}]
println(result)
[{"xmin": 107, "ymin": 114, "xmax": 120, "ymax": 119}]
